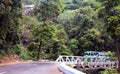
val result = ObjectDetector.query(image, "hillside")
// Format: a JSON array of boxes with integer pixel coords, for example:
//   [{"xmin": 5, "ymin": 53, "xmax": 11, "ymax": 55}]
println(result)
[{"xmin": 0, "ymin": 0, "xmax": 120, "ymax": 73}]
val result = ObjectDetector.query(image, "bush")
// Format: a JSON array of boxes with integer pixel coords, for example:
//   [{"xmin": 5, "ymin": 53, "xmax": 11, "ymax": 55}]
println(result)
[
  {"xmin": 27, "ymin": 42, "xmax": 38, "ymax": 60},
  {"xmin": 100, "ymin": 68, "xmax": 118, "ymax": 74},
  {"xmin": 13, "ymin": 44, "xmax": 30, "ymax": 60}
]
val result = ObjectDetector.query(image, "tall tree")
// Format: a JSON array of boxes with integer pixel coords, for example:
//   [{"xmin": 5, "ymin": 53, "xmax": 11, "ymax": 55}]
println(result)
[
  {"xmin": 32, "ymin": 21, "xmax": 71, "ymax": 60},
  {"xmin": 100, "ymin": 0, "xmax": 120, "ymax": 72},
  {"xmin": 35, "ymin": 0, "xmax": 64, "ymax": 22},
  {"xmin": 32, "ymin": 22, "xmax": 57, "ymax": 60},
  {"xmin": 0, "ymin": 0, "xmax": 22, "ymax": 54},
  {"xmin": 33, "ymin": 0, "xmax": 64, "ymax": 60}
]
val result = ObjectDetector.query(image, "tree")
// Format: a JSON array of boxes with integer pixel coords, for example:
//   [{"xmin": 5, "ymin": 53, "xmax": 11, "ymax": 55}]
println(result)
[
  {"xmin": 32, "ymin": 21, "xmax": 71, "ymax": 60},
  {"xmin": 32, "ymin": 0, "xmax": 65, "ymax": 60},
  {"xmin": 35, "ymin": 0, "xmax": 64, "ymax": 22},
  {"xmin": 79, "ymin": 29, "xmax": 104, "ymax": 52},
  {"xmin": 48, "ymin": 24, "xmax": 72, "ymax": 59},
  {"xmin": 70, "ymin": 39, "xmax": 79, "ymax": 55},
  {"xmin": 32, "ymin": 22, "xmax": 55, "ymax": 60},
  {"xmin": 0, "ymin": 0, "xmax": 22, "ymax": 55},
  {"xmin": 20, "ymin": 16, "xmax": 39, "ymax": 46},
  {"xmin": 100, "ymin": 0, "xmax": 120, "ymax": 72},
  {"xmin": 57, "ymin": 0, "xmax": 106, "ymax": 55}
]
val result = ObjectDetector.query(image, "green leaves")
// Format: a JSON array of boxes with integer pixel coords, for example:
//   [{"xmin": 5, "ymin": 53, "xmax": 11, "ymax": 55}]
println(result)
[
  {"xmin": 36, "ymin": 0, "xmax": 64, "ymax": 21},
  {"xmin": 33, "ymin": 22, "xmax": 55, "ymax": 42},
  {"xmin": 79, "ymin": 29, "xmax": 104, "ymax": 50},
  {"xmin": 70, "ymin": 39, "xmax": 79, "ymax": 55},
  {"xmin": 100, "ymin": 0, "xmax": 120, "ymax": 72},
  {"xmin": 0, "ymin": 0, "xmax": 22, "ymax": 55},
  {"xmin": 100, "ymin": 0, "xmax": 120, "ymax": 36},
  {"xmin": 31, "ymin": 21, "xmax": 71, "ymax": 59}
]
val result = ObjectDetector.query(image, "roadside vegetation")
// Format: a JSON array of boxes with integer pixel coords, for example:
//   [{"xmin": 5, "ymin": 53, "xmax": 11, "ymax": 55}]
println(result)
[{"xmin": 0, "ymin": 0, "xmax": 120, "ymax": 73}]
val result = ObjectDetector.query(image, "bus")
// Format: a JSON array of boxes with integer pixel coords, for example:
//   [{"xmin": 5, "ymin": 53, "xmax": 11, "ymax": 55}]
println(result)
[{"xmin": 84, "ymin": 51, "xmax": 109, "ymax": 62}]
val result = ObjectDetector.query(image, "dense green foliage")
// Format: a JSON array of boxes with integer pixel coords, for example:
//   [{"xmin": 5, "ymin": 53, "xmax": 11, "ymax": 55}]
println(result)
[
  {"xmin": 0, "ymin": 0, "xmax": 22, "ymax": 56},
  {"xmin": 35, "ymin": 0, "xmax": 64, "ymax": 21},
  {"xmin": 100, "ymin": 0, "xmax": 120, "ymax": 72},
  {"xmin": 0, "ymin": 0, "xmax": 120, "ymax": 67},
  {"xmin": 57, "ymin": 0, "xmax": 111, "ymax": 55},
  {"xmin": 20, "ymin": 0, "xmax": 120, "ymax": 62}
]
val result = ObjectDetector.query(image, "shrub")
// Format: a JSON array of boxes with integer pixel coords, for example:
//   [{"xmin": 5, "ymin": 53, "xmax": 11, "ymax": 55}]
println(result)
[
  {"xmin": 100, "ymin": 68, "xmax": 118, "ymax": 74},
  {"xmin": 13, "ymin": 44, "xmax": 30, "ymax": 60}
]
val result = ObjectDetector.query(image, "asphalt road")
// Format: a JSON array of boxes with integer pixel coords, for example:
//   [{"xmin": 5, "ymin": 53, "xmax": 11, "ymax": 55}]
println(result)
[{"xmin": 0, "ymin": 62, "xmax": 63, "ymax": 74}]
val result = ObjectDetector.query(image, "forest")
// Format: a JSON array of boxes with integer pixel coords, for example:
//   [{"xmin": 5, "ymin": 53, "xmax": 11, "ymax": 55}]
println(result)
[{"xmin": 0, "ymin": 0, "xmax": 120, "ymax": 73}]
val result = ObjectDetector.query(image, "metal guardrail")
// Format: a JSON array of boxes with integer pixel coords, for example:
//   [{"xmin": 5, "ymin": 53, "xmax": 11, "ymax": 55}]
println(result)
[
  {"xmin": 56, "ymin": 55, "xmax": 118, "ymax": 70},
  {"xmin": 59, "ymin": 63, "xmax": 86, "ymax": 74}
]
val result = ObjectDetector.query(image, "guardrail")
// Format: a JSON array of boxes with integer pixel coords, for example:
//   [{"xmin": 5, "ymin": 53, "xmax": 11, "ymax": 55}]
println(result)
[
  {"xmin": 56, "ymin": 55, "xmax": 118, "ymax": 70},
  {"xmin": 59, "ymin": 63, "xmax": 86, "ymax": 74}
]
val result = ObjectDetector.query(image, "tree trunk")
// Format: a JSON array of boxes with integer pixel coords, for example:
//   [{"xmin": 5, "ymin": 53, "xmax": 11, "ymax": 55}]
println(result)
[
  {"xmin": 37, "ymin": 40, "xmax": 42, "ymax": 61},
  {"xmin": 114, "ymin": 38, "xmax": 120, "ymax": 73}
]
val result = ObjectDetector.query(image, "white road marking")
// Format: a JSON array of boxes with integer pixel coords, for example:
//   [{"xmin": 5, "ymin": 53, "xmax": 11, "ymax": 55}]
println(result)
[{"xmin": 0, "ymin": 72, "xmax": 6, "ymax": 74}]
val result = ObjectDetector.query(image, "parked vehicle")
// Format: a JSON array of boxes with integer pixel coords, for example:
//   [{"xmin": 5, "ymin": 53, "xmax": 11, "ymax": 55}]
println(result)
[{"xmin": 84, "ymin": 51, "xmax": 110, "ymax": 62}]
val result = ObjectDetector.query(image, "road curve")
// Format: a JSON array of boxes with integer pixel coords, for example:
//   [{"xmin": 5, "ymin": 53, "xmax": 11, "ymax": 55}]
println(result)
[{"xmin": 0, "ymin": 62, "xmax": 63, "ymax": 74}]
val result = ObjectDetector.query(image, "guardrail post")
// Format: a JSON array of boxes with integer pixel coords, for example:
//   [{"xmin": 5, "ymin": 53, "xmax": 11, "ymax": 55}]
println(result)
[{"xmin": 76, "ymin": 60, "xmax": 80, "ymax": 70}]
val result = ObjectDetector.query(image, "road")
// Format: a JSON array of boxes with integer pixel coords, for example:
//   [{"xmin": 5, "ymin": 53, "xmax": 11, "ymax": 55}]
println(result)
[{"xmin": 0, "ymin": 62, "xmax": 63, "ymax": 74}]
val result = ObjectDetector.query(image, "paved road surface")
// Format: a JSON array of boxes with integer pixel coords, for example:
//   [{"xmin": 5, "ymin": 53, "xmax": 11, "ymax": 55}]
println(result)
[{"xmin": 0, "ymin": 62, "xmax": 63, "ymax": 74}]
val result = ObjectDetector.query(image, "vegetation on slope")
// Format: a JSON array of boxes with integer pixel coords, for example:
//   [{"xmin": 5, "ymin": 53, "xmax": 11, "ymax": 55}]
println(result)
[{"xmin": 0, "ymin": 0, "xmax": 120, "ymax": 73}]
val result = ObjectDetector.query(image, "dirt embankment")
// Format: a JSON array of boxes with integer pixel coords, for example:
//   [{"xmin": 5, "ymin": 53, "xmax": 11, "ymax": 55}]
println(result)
[{"xmin": 0, "ymin": 54, "xmax": 22, "ymax": 64}]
